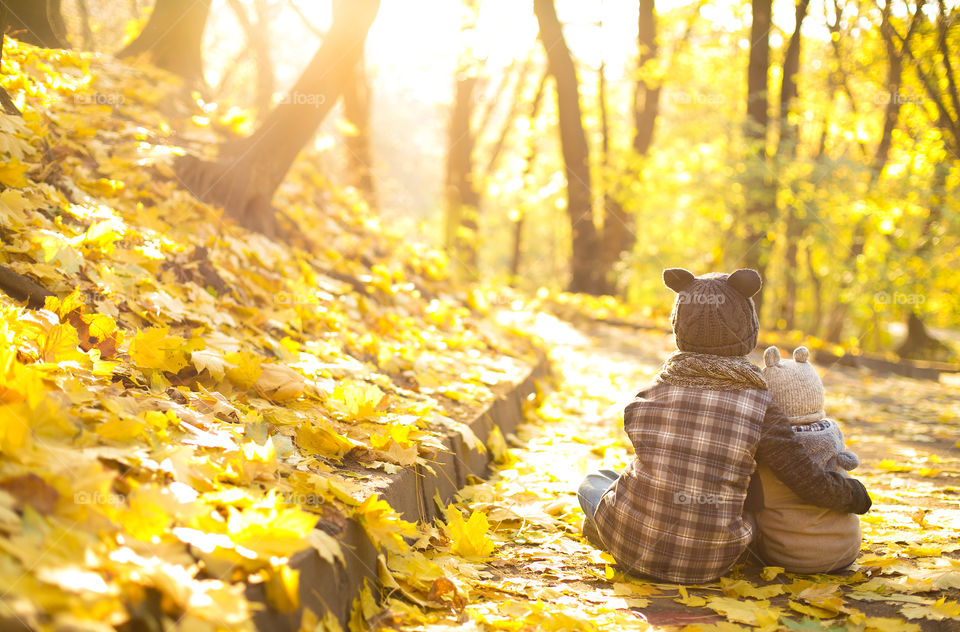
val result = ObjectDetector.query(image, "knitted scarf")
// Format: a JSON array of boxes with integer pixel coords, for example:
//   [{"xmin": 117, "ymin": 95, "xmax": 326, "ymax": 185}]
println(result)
[{"xmin": 656, "ymin": 351, "xmax": 767, "ymax": 391}]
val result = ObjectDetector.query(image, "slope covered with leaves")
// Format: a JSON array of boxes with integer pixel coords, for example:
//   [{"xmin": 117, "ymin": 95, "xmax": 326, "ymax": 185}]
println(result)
[
  {"xmin": 362, "ymin": 317, "xmax": 960, "ymax": 632},
  {"xmin": 0, "ymin": 39, "xmax": 538, "ymax": 630}
]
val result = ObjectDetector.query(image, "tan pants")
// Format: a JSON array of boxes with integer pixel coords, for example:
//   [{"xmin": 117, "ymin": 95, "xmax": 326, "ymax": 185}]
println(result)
[{"xmin": 751, "ymin": 464, "xmax": 861, "ymax": 573}]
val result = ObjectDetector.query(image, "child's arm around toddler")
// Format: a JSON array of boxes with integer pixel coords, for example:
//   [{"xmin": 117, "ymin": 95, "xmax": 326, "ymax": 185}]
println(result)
[{"xmin": 757, "ymin": 403, "xmax": 872, "ymax": 514}]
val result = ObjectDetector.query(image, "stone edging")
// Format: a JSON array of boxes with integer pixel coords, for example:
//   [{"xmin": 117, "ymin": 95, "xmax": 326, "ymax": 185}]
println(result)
[{"xmin": 247, "ymin": 356, "xmax": 549, "ymax": 629}]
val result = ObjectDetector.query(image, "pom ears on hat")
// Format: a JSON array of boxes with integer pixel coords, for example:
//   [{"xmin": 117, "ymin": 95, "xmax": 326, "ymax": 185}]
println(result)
[
  {"xmin": 663, "ymin": 268, "xmax": 762, "ymax": 298},
  {"xmin": 764, "ymin": 345, "xmax": 811, "ymax": 367},
  {"xmin": 727, "ymin": 269, "xmax": 762, "ymax": 298},
  {"xmin": 663, "ymin": 268, "xmax": 695, "ymax": 293},
  {"xmin": 764, "ymin": 346, "xmax": 781, "ymax": 367}
]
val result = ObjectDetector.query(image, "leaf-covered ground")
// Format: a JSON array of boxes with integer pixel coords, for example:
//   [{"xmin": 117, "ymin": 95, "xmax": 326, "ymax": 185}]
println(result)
[
  {"xmin": 0, "ymin": 39, "xmax": 541, "ymax": 630},
  {"xmin": 368, "ymin": 315, "xmax": 960, "ymax": 632}
]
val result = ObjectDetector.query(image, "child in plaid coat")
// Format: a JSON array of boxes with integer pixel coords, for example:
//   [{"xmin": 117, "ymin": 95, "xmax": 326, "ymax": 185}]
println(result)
[{"xmin": 577, "ymin": 269, "xmax": 871, "ymax": 583}]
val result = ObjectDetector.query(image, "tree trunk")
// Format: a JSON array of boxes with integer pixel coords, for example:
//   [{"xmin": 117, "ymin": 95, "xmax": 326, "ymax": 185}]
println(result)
[
  {"xmin": 174, "ymin": 0, "xmax": 381, "ymax": 238},
  {"xmin": 510, "ymin": 70, "xmax": 549, "ymax": 282},
  {"xmin": 897, "ymin": 312, "xmax": 952, "ymax": 361},
  {"xmin": 118, "ymin": 0, "xmax": 212, "ymax": 86},
  {"xmin": 805, "ymin": 244, "xmax": 822, "ymax": 333},
  {"xmin": 775, "ymin": 0, "xmax": 809, "ymax": 330},
  {"xmin": 76, "ymin": 0, "xmax": 94, "ymax": 50},
  {"xmin": 343, "ymin": 54, "xmax": 378, "ymax": 212},
  {"xmin": 823, "ymin": 0, "xmax": 925, "ymax": 342},
  {"xmin": 592, "ymin": 0, "xmax": 661, "ymax": 296},
  {"xmin": 632, "ymin": 0, "xmax": 660, "ymax": 156},
  {"xmin": 597, "ymin": 60, "xmax": 627, "ymax": 296},
  {"xmin": 474, "ymin": 59, "xmax": 517, "ymax": 143},
  {"xmin": 444, "ymin": 69, "xmax": 480, "ymax": 278},
  {"xmin": 888, "ymin": 1, "xmax": 955, "ymax": 361},
  {"xmin": 534, "ymin": 0, "xmax": 602, "ymax": 294},
  {"xmin": 740, "ymin": 0, "xmax": 774, "ymax": 319},
  {"xmin": 226, "ymin": 0, "xmax": 274, "ymax": 113},
  {"xmin": 2, "ymin": 0, "xmax": 66, "ymax": 48},
  {"xmin": 482, "ymin": 55, "xmax": 533, "ymax": 178},
  {"xmin": 0, "ymin": 6, "xmax": 22, "ymax": 115}
]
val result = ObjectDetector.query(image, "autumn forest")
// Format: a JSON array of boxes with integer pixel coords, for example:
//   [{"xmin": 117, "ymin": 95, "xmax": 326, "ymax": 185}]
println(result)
[{"xmin": 0, "ymin": 0, "xmax": 959, "ymax": 631}]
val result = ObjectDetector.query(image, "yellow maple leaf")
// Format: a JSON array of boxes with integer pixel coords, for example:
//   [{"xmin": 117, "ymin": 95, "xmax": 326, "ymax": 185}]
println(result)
[
  {"xmin": 96, "ymin": 416, "xmax": 145, "ymax": 442},
  {"xmin": 0, "ymin": 189, "xmax": 33, "ymax": 228},
  {"xmin": 0, "ymin": 402, "xmax": 32, "ymax": 453},
  {"xmin": 128, "ymin": 326, "xmax": 189, "ymax": 372},
  {"xmin": 190, "ymin": 348, "xmax": 232, "ymax": 381},
  {"xmin": 0, "ymin": 157, "xmax": 29, "ymax": 187},
  {"xmin": 369, "ymin": 421, "xmax": 416, "ymax": 460},
  {"xmin": 901, "ymin": 597, "xmax": 960, "ymax": 621},
  {"xmin": 721, "ymin": 577, "xmax": 785, "ymax": 599},
  {"xmin": 761, "ymin": 566, "xmax": 784, "ymax": 581},
  {"xmin": 354, "ymin": 494, "xmax": 416, "ymax": 553},
  {"xmin": 327, "ymin": 381, "xmax": 385, "ymax": 420},
  {"xmin": 707, "ymin": 596, "xmax": 781, "ymax": 627},
  {"xmin": 295, "ymin": 420, "xmax": 357, "ymax": 459},
  {"xmin": 40, "ymin": 323, "xmax": 86, "ymax": 363},
  {"xmin": 444, "ymin": 505, "xmax": 495, "ymax": 559},
  {"xmin": 675, "ymin": 585, "xmax": 707, "ymax": 607},
  {"xmin": 225, "ymin": 351, "xmax": 263, "ymax": 389},
  {"xmin": 789, "ymin": 600, "xmax": 836, "ymax": 619}
]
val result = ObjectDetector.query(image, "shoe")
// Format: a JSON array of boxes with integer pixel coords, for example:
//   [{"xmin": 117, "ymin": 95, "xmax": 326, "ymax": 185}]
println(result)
[{"xmin": 582, "ymin": 519, "xmax": 603, "ymax": 548}]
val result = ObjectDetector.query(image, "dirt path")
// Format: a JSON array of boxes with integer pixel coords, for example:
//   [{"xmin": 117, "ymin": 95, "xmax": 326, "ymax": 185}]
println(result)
[{"xmin": 385, "ymin": 315, "xmax": 960, "ymax": 631}]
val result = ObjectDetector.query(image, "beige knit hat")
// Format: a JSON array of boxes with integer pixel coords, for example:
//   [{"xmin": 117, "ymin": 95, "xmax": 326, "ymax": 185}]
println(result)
[{"xmin": 762, "ymin": 346, "xmax": 825, "ymax": 424}]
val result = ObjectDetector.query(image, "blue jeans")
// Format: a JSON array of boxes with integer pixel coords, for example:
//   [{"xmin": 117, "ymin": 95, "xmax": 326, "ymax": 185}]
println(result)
[{"xmin": 577, "ymin": 469, "xmax": 619, "ymax": 540}]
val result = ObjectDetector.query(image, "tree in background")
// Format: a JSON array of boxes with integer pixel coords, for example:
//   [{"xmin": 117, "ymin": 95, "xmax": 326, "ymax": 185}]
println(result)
[
  {"xmin": 773, "ymin": 0, "xmax": 809, "ymax": 330},
  {"xmin": 118, "ymin": 0, "xmax": 212, "ymax": 86},
  {"xmin": 509, "ymin": 71, "xmax": 549, "ymax": 281},
  {"xmin": 343, "ymin": 54, "xmax": 378, "ymax": 212},
  {"xmin": 820, "ymin": 0, "xmax": 925, "ymax": 343},
  {"xmin": 1, "ymin": 0, "xmax": 67, "ymax": 48},
  {"xmin": 739, "ymin": 0, "xmax": 774, "ymax": 319},
  {"xmin": 534, "ymin": 0, "xmax": 602, "ymax": 294},
  {"xmin": 174, "ymin": 0, "xmax": 381, "ymax": 237},
  {"xmin": 224, "ymin": 0, "xmax": 274, "ymax": 113},
  {"xmin": 632, "ymin": 0, "xmax": 660, "ymax": 160},
  {"xmin": 890, "ymin": 0, "xmax": 958, "ymax": 360},
  {"xmin": 597, "ymin": 0, "xmax": 661, "ymax": 295},
  {"xmin": 444, "ymin": 4, "xmax": 535, "ymax": 280},
  {"xmin": 0, "ymin": 5, "xmax": 22, "ymax": 114},
  {"xmin": 444, "ymin": 59, "xmax": 481, "ymax": 278}
]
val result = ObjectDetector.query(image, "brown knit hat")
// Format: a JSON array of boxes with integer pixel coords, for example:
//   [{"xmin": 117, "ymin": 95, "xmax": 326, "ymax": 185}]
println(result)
[{"xmin": 663, "ymin": 268, "xmax": 762, "ymax": 357}]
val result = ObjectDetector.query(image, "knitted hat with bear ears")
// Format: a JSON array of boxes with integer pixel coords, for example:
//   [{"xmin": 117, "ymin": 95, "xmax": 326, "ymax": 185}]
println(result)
[
  {"xmin": 762, "ymin": 346, "xmax": 825, "ymax": 425},
  {"xmin": 663, "ymin": 268, "xmax": 761, "ymax": 357}
]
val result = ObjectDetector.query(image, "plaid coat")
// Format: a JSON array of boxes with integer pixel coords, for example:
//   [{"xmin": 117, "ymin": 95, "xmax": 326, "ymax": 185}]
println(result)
[{"xmin": 594, "ymin": 382, "xmax": 771, "ymax": 583}]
